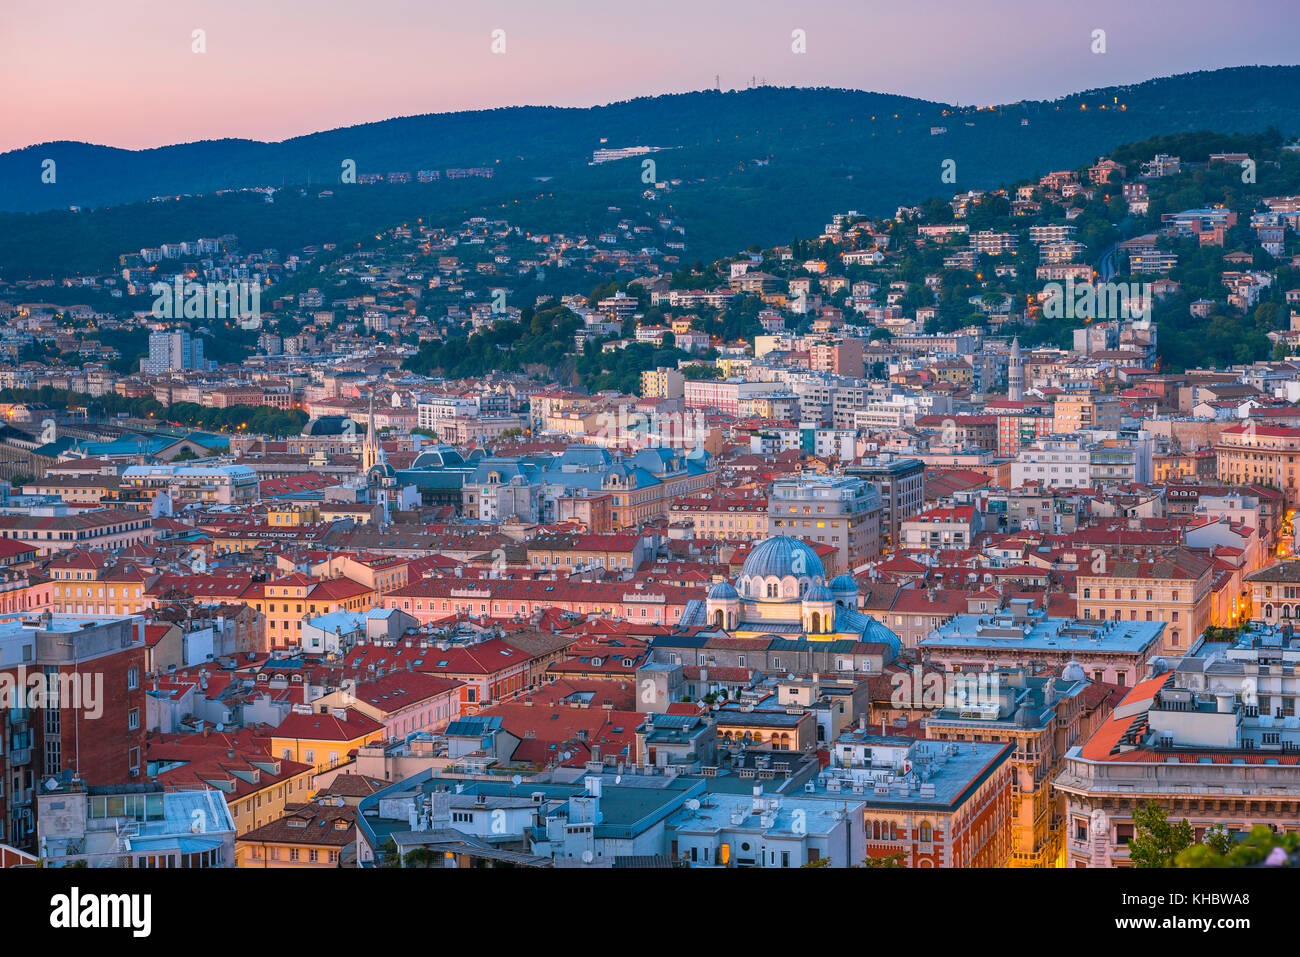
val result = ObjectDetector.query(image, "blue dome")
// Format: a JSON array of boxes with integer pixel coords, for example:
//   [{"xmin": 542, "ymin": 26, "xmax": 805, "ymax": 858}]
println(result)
[
  {"xmin": 741, "ymin": 536, "xmax": 825, "ymax": 580},
  {"xmin": 804, "ymin": 582, "xmax": 834, "ymax": 603},
  {"xmin": 707, "ymin": 581, "xmax": 739, "ymax": 601},
  {"xmin": 830, "ymin": 574, "xmax": 858, "ymax": 594}
]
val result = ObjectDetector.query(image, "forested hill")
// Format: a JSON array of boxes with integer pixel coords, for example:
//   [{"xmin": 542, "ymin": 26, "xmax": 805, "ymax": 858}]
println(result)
[{"xmin": 3, "ymin": 66, "xmax": 1299, "ymax": 278}]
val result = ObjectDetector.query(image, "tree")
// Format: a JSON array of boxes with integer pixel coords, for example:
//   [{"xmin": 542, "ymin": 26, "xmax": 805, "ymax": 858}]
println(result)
[
  {"xmin": 377, "ymin": 839, "xmax": 402, "ymax": 868},
  {"xmin": 682, "ymin": 364, "xmax": 722, "ymax": 381},
  {"xmin": 1274, "ymin": 340, "xmax": 1290, "ymax": 362},
  {"xmin": 1128, "ymin": 801, "xmax": 1194, "ymax": 867},
  {"xmin": 403, "ymin": 848, "xmax": 438, "ymax": 868},
  {"xmin": 800, "ymin": 851, "xmax": 907, "ymax": 868},
  {"xmin": 1176, "ymin": 824, "xmax": 1299, "ymax": 868},
  {"xmin": 1200, "ymin": 824, "xmax": 1235, "ymax": 857},
  {"xmin": 860, "ymin": 851, "xmax": 907, "ymax": 868}
]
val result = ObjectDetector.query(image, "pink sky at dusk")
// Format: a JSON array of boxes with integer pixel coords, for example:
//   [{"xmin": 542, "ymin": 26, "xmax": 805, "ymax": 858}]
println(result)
[{"xmin": 2, "ymin": 0, "xmax": 1297, "ymax": 153}]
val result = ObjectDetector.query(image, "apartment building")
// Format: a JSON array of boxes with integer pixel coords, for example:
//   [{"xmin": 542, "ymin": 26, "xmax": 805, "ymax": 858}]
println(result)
[
  {"xmin": 996, "ymin": 410, "xmax": 1055, "ymax": 457},
  {"xmin": 236, "ymin": 800, "xmax": 356, "ymax": 868},
  {"xmin": 846, "ymin": 455, "xmax": 925, "ymax": 549},
  {"xmin": 21, "ymin": 473, "xmax": 120, "ymax": 506},
  {"xmin": 35, "ymin": 780, "xmax": 235, "ymax": 868},
  {"xmin": 271, "ymin": 705, "xmax": 386, "ymax": 775},
  {"xmin": 920, "ymin": 603, "xmax": 1163, "ymax": 688},
  {"xmin": 640, "ymin": 366, "xmax": 685, "ymax": 399},
  {"xmin": 1, "ymin": 614, "xmax": 149, "ymax": 853},
  {"xmin": 1216, "ymin": 423, "xmax": 1300, "ymax": 507},
  {"xmin": 684, "ymin": 379, "xmax": 771, "ymax": 415},
  {"xmin": 1052, "ymin": 394, "xmax": 1124, "ymax": 434},
  {"xmin": 767, "ymin": 474, "xmax": 882, "ymax": 569},
  {"xmin": 1055, "ymin": 624, "xmax": 1300, "ymax": 867},
  {"xmin": 120, "ymin": 463, "xmax": 260, "ymax": 506},
  {"xmin": 416, "ymin": 395, "xmax": 479, "ymax": 430},
  {"xmin": 43, "ymin": 551, "xmax": 154, "ymax": 617},
  {"xmin": 242, "ymin": 573, "xmax": 376, "ymax": 651},
  {"xmin": 1074, "ymin": 550, "xmax": 1215, "ymax": 657},
  {"xmin": 315, "ymin": 670, "xmax": 463, "ymax": 742},
  {"xmin": 525, "ymin": 531, "xmax": 652, "ymax": 572},
  {"xmin": 0, "ymin": 509, "xmax": 156, "ymax": 556},
  {"xmin": 667, "ymin": 493, "xmax": 769, "ymax": 540},
  {"xmin": 1244, "ymin": 560, "xmax": 1300, "ymax": 625},
  {"xmin": 925, "ymin": 671, "xmax": 1090, "ymax": 868},
  {"xmin": 1011, "ymin": 437, "xmax": 1092, "ymax": 489},
  {"xmin": 810, "ymin": 338, "xmax": 866, "ymax": 377},
  {"xmin": 817, "ymin": 731, "xmax": 1014, "ymax": 867},
  {"xmin": 142, "ymin": 330, "xmax": 208, "ymax": 375},
  {"xmin": 900, "ymin": 505, "xmax": 983, "ymax": 551},
  {"xmin": 148, "ymin": 732, "xmax": 316, "ymax": 838}
]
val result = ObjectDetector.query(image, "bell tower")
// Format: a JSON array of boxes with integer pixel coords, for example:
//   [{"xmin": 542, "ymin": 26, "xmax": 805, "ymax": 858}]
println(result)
[{"xmin": 1008, "ymin": 336, "xmax": 1024, "ymax": 401}]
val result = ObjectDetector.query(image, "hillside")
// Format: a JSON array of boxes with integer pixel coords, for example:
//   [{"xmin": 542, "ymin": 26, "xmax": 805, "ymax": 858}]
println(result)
[{"xmin": 2, "ymin": 66, "xmax": 1299, "ymax": 279}]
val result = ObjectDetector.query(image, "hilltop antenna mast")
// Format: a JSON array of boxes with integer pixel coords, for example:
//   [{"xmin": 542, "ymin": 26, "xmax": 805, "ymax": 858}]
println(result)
[{"xmin": 715, "ymin": 74, "xmax": 720, "ymax": 90}]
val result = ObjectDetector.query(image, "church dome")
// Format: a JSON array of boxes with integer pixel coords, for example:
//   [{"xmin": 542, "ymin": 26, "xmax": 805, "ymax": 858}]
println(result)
[
  {"xmin": 707, "ymin": 581, "xmax": 739, "ymax": 601},
  {"xmin": 301, "ymin": 415, "xmax": 351, "ymax": 437},
  {"xmin": 740, "ymin": 536, "xmax": 825, "ymax": 581},
  {"xmin": 829, "ymin": 574, "xmax": 858, "ymax": 594},
  {"xmin": 804, "ymin": 581, "xmax": 834, "ymax": 603},
  {"xmin": 410, "ymin": 445, "xmax": 466, "ymax": 470}
]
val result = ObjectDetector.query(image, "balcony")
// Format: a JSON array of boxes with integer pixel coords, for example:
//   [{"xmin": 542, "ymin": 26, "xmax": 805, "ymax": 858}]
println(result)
[{"xmin": 8, "ymin": 747, "xmax": 31, "ymax": 766}]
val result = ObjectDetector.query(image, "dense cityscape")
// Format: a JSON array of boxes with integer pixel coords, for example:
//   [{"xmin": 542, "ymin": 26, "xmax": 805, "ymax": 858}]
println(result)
[{"xmin": 4, "ymin": 14, "xmax": 1300, "ymax": 938}]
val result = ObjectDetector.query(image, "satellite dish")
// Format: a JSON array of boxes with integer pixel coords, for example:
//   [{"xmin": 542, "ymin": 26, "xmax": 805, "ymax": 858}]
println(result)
[
  {"xmin": 614, "ymin": 775, "xmax": 621, "ymax": 784},
  {"xmin": 685, "ymin": 799, "xmax": 701, "ymax": 810},
  {"xmin": 511, "ymin": 775, "xmax": 522, "ymax": 787},
  {"xmin": 582, "ymin": 850, "xmax": 594, "ymax": 864},
  {"xmin": 45, "ymin": 777, "xmax": 60, "ymax": 791}
]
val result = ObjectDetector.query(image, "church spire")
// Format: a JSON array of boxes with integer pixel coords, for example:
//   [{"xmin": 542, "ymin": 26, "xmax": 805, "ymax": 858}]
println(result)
[{"xmin": 363, "ymin": 389, "xmax": 380, "ymax": 472}]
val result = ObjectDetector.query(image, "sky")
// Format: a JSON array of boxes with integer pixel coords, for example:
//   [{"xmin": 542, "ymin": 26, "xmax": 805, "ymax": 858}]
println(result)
[{"xmin": 2, "ymin": 0, "xmax": 1297, "ymax": 153}]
